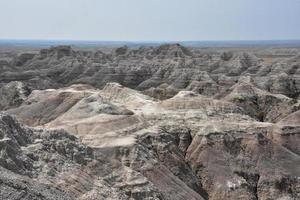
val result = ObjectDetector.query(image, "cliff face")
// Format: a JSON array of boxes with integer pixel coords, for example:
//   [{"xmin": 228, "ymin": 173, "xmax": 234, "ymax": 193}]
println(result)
[{"xmin": 0, "ymin": 45, "xmax": 299, "ymax": 200}]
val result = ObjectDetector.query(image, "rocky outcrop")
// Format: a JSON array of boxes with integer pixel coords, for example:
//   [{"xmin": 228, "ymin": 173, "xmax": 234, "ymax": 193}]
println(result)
[
  {"xmin": 0, "ymin": 81, "xmax": 31, "ymax": 110},
  {"xmin": 224, "ymin": 76, "xmax": 299, "ymax": 122},
  {"xmin": 185, "ymin": 122, "xmax": 300, "ymax": 200},
  {"xmin": 0, "ymin": 113, "xmax": 93, "ymax": 199},
  {"xmin": 7, "ymin": 85, "xmax": 90, "ymax": 126}
]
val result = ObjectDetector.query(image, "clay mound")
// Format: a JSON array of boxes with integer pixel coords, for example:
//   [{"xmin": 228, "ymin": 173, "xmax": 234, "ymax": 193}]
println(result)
[
  {"xmin": 100, "ymin": 82, "xmax": 156, "ymax": 110},
  {"xmin": 224, "ymin": 76, "xmax": 299, "ymax": 122},
  {"xmin": 152, "ymin": 43, "xmax": 193, "ymax": 57},
  {"xmin": 160, "ymin": 91, "xmax": 243, "ymax": 114},
  {"xmin": 275, "ymin": 54, "xmax": 300, "ymax": 75},
  {"xmin": 7, "ymin": 84, "xmax": 97, "ymax": 126},
  {"xmin": 213, "ymin": 52, "xmax": 262, "ymax": 76},
  {"xmin": 45, "ymin": 91, "xmax": 148, "ymax": 148},
  {"xmin": 4, "ymin": 83, "xmax": 151, "ymax": 148},
  {"xmin": 268, "ymin": 73, "xmax": 299, "ymax": 98},
  {"xmin": 54, "ymin": 93, "xmax": 134, "ymax": 120},
  {"xmin": 40, "ymin": 45, "xmax": 74, "ymax": 59},
  {"xmin": 233, "ymin": 52, "xmax": 262, "ymax": 67}
]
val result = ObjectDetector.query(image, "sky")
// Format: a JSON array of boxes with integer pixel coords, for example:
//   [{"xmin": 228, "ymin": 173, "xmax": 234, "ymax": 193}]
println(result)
[{"xmin": 0, "ymin": 0, "xmax": 299, "ymax": 41}]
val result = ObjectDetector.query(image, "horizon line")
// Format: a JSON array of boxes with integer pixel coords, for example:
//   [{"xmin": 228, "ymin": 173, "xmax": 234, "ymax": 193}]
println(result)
[{"xmin": 1, "ymin": 38, "xmax": 300, "ymax": 43}]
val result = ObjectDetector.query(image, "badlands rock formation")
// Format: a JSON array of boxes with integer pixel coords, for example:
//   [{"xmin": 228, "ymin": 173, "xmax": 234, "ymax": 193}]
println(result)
[
  {"xmin": 0, "ymin": 44, "xmax": 299, "ymax": 200},
  {"xmin": 0, "ymin": 44, "xmax": 299, "ymax": 99}
]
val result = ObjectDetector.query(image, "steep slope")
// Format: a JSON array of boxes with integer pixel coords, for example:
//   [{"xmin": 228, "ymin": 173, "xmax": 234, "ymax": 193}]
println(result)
[
  {"xmin": 223, "ymin": 76, "xmax": 299, "ymax": 122},
  {"xmin": 7, "ymin": 84, "xmax": 96, "ymax": 126},
  {"xmin": 0, "ymin": 81, "xmax": 31, "ymax": 110},
  {"xmin": 0, "ymin": 113, "xmax": 212, "ymax": 200},
  {"xmin": 0, "ymin": 113, "xmax": 104, "ymax": 200}
]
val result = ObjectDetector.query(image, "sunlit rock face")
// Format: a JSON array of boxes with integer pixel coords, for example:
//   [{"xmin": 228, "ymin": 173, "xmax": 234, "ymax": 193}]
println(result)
[{"xmin": 0, "ymin": 45, "xmax": 299, "ymax": 199}]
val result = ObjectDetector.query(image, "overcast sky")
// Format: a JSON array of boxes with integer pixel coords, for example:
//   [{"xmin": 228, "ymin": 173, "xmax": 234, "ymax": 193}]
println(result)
[{"xmin": 0, "ymin": 0, "xmax": 299, "ymax": 41}]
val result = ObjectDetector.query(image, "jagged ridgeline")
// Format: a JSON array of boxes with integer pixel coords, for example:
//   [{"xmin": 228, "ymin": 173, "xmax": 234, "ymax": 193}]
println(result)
[
  {"xmin": 0, "ymin": 44, "xmax": 299, "ymax": 200},
  {"xmin": 0, "ymin": 44, "xmax": 299, "ymax": 99}
]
